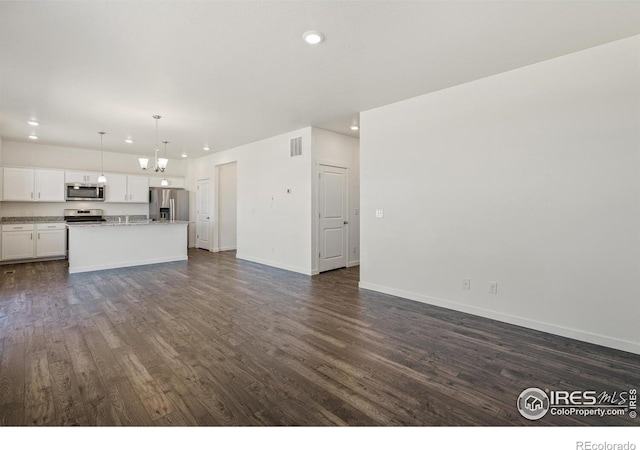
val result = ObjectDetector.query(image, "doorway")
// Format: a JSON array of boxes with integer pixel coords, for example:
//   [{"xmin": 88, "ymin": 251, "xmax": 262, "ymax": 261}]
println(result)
[
  {"xmin": 216, "ymin": 162, "xmax": 237, "ymax": 252},
  {"xmin": 318, "ymin": 164, "xmax": 349, "ymax": 272},
  {"xmin": 196, "ymin": 178, "xmax": 212, "ymax": 250}
]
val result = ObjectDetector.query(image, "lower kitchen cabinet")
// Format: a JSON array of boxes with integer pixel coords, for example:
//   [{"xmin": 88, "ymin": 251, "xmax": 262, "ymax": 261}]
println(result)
[
  {"xmin": 36, "ymin": 223, "xmax": 66, "ymax": 257},
  {"xmin": 1, "ymin": 223, "xmax": 66, "ymax": 261},
  {"xmin": 1, "ymin": 224, "xmax": 34, "ymax": 260}
]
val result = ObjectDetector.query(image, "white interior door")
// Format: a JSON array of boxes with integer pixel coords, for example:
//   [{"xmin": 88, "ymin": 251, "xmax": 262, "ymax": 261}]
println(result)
[
  {"xmin": 196, "ymin": 179, "xmax": 211, "ymax": 250},
  {"xmin": 319, "ymin": 165, "xmax": 348, "ymax": 272}
]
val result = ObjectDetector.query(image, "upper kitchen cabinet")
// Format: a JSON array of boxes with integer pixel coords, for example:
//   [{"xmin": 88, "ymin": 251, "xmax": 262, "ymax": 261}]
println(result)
[
  {"xmin": 127, "ymin": 175, "xmax": 149, "ymax": 202},
  {"xmin": 65, "ymin": 170, "xmax": 103, "ymax": 184},
  {"xmin": 2, "ymin": 168, "xmax": 65, "ymax": 202},
  {"xmin": 148, "ymin": 177, "xmax": 186, "ymax": 188},
  {"xmin": 104, "ymin": 173, "xmax": 149, "ymax": 203}
]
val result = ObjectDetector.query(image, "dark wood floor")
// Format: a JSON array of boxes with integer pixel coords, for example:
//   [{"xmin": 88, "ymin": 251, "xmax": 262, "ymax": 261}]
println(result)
[{"xmin": 0, "ymin": 249, "xmax": 638, "ymax": 426}]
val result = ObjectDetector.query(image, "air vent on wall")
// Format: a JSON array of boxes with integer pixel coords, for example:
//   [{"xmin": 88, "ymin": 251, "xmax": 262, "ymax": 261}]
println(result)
[{"xmin": 290, "ymin": 137, "xmax": 302, "ymax": 157}]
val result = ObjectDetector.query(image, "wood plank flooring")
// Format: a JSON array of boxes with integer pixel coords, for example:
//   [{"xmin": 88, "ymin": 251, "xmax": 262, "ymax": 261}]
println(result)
[{"xmin": 0, "ymin": 249, "xmax": 638, "ymax": 426}]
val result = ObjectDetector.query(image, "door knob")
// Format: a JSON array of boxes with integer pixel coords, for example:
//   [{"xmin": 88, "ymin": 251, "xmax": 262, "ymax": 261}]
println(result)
[{"xmin": 344, "ymin": 221, "xmax": 349, "ymax": 225}]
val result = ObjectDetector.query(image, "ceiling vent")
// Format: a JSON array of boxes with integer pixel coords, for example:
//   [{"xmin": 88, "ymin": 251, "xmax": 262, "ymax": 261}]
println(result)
[{"xmin": 290, "ymin": 137, "xmax": 302, "ymax": 157}]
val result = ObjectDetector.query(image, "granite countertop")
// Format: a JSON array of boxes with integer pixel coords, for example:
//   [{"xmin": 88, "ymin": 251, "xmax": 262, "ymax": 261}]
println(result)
[
  {"xmin": 66, "ymin": 220, "xmax": 189, "ymax": 227},
  {"xmin": 1, "ymin": 216, "xmax": 65, "ymax": 224},
  {"xmin": 1, "ymin": 215, "xmax": 149, "ymax": 225}
]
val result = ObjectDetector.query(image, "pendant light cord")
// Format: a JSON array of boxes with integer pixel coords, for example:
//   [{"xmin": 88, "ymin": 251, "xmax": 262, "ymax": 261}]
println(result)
[
  {"xmin": 98, "ymin": 131, "xmax": 106, "ymax": 173},
  {"xmin": 154, "ymin": 115, "xmax": 161, "ymax": 167},
  {"xmin": 101, "ymin": 134, "xmax": 104, "ymax": 172}
]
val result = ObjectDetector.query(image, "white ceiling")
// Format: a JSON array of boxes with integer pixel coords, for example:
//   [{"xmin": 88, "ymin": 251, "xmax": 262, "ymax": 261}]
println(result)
[{"xmin": 1, "ymin": 1, "xmax": 639, "ymax": 160}]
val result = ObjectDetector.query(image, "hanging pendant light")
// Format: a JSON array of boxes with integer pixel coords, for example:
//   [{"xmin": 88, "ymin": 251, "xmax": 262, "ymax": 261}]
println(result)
[
  {"xmin": 139, "ymin": 114, "xmax": 168, "ymax": 172},
  {"xmin": 97, "ymin": 132, "xmax": 107, "ymax": 184},
  {"xmin": 161, "ymin": 141, "xmax": 169, "ymax": 186}
]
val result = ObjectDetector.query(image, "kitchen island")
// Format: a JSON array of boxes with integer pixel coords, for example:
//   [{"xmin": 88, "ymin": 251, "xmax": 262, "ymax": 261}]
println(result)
[{"xmin": 67, "ymin": 220, "xmax": 189, "ymax": 274}]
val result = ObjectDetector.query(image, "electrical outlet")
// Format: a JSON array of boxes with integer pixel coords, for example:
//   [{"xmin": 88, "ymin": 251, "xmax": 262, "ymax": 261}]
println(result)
[
  {"xmin": 353, "ymin": 246, "xmax": 357, "ymax": 254},
  {"xmin": 462, "ymin": 278, "xmax": 471, "ymax": 290},
  {"xmin": 488, "ymin": 281, "xmax": 498, "ymax": 294},
  {"xmin": 375, "ymin": 209, "xmax": 384, "ymax": 218}
]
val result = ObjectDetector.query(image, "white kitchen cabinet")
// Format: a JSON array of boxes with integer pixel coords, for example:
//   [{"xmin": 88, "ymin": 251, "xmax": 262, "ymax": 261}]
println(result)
[
  {"xmin": 1, "ymin": 224, "xmax": 35, "ymax": 260},
  {"xmin": 127, "ymin": 175, "xmax": 149, "ymax": 203},
  {"xmin": 65, "ymin": 171, "xmax": 102, "ymax": 184},
  {"xmin": 2, "ymin": 168, "xmax": 65, "ymax": 202},
  {"xmin": 104, "ymin": 173, "xmax": 127, "ymax": 202},
  {"xmin": 35, "ymin": 223, "xmax": 66, "ymax": 258},
  {"xmin": 36, "ymin": 170, "xmax": 66, "ymax": 201},
  {"xmin": 1, "ymin": 223, "xmax": 66, "ymax": 261},
  {"xmin": 104, "ymin": 173, "xmax": 149, "ymax": 203},
  {"xmin": 3, "ymin": 168, "xmax": 35, "ymax": 201},
  {"xmin": 149, "ymin": 177, "xmax": 185, "ymax": 188}
]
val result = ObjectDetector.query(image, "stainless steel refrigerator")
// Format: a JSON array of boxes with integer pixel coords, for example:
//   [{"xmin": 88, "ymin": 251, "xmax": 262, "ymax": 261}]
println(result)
[{"xmin": 149, "ymin": 187, "xmax": 189, "ymax": 221}]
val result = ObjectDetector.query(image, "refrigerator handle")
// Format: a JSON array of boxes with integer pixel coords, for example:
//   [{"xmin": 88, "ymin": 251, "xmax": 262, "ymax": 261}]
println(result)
[{"xmin": 170, "ymin": 198, "xmax": 175, "ymax": 221}]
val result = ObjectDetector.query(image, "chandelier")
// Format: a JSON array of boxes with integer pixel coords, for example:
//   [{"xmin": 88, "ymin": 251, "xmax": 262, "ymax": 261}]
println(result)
[{"xmin": 139, "ymin": 115, "xmax": 168, "ymax": 172}]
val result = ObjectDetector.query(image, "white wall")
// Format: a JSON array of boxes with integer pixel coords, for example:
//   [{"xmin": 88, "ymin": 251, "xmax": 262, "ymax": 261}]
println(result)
[
  {"xmin": 311, "ymin": 128, "xmax": 360, "ymax": 273},
  {"xmin": 0, "ymin": 136, "xmax": 3, "ymax": 216},
  {"xmin": 1, "ymin": 140, "xmax": 188, "ymax": 176},
  {"xmin": 217, "ymin": 162, "xmax": 237, "ymax": 251},
  {"xmin": 189, "ymin": 127, "xmax": 313, "ymax": 274},
  {"xmin": 0, "ymin": 201, "xmax": 146, "ymax": 217},
  {"xmin": 0, "ymin": 140, "xmax": 188, "ymax": 218},
  {"xmin": 360, "ymin": 35, "xmax": 640, "ymax": 354}
]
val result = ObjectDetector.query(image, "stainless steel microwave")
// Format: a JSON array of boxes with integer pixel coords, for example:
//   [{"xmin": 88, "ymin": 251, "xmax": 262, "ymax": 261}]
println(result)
[{"xmin": 65, "ymin": 183, "xmax": 106, "ymax": 201}]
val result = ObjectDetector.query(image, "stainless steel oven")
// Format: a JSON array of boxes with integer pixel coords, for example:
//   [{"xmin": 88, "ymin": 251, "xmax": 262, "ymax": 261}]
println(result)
[{"xmin": 64, "ymin": 209, "xmax": 106, "ymax": 256}]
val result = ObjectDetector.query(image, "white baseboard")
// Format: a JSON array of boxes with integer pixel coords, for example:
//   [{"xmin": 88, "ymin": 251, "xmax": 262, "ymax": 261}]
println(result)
[
  {"xmin": 358, "ymin": 281, "xmax": 640, "ymax": 355},
  {"xmin": 236, "ymin": 253, "xmax": 313, "ymax": 276},
  {"xmin": 219, "ymin": 246, "xmax": 237, "ymax": 252},
  {"xmin": 347, "ymin": 260, "xmax": 360, "ymax": 268}
]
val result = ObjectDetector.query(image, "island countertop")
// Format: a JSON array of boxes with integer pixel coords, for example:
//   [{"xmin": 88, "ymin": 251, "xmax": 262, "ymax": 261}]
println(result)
[{"xmin": 66, "ymin": 220, "xmax": 190, "ymax": 228}]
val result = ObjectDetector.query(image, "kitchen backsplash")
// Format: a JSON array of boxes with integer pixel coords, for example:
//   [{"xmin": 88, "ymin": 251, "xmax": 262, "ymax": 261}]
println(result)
[
  {"xmin": 1, "ymin": 214, "xmax": 148, "ymax": 223},
  {"xmin": 105, "ymin": 215, "xmax": 148, "ymax": 222}
]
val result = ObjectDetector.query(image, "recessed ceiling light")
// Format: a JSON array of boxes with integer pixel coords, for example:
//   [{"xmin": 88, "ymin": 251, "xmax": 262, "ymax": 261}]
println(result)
[
  {"xmin": 181, "ymin": 152, "xmax": 187, "ymax": 158},
  {"xmin": 28, "ymin": 134, "xmax": 38, "ymax": 140},
  {"xmin": 303, "ymin": 30, "xmax": 325, "ymax": 45},
  {"xmin": 125, "ymin": 138, "xmax": 134, "ymax": 144},
  {"xmin": 203, "ymin": 146, "xmax": 210, "ymax": 151},
  {"xmin": 28, "ymin": 120, "xmax": 39, "ymax": 126},
  {"xmin": 350, "ymin": 125, "xmax": 359, "ymax": 131}
]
